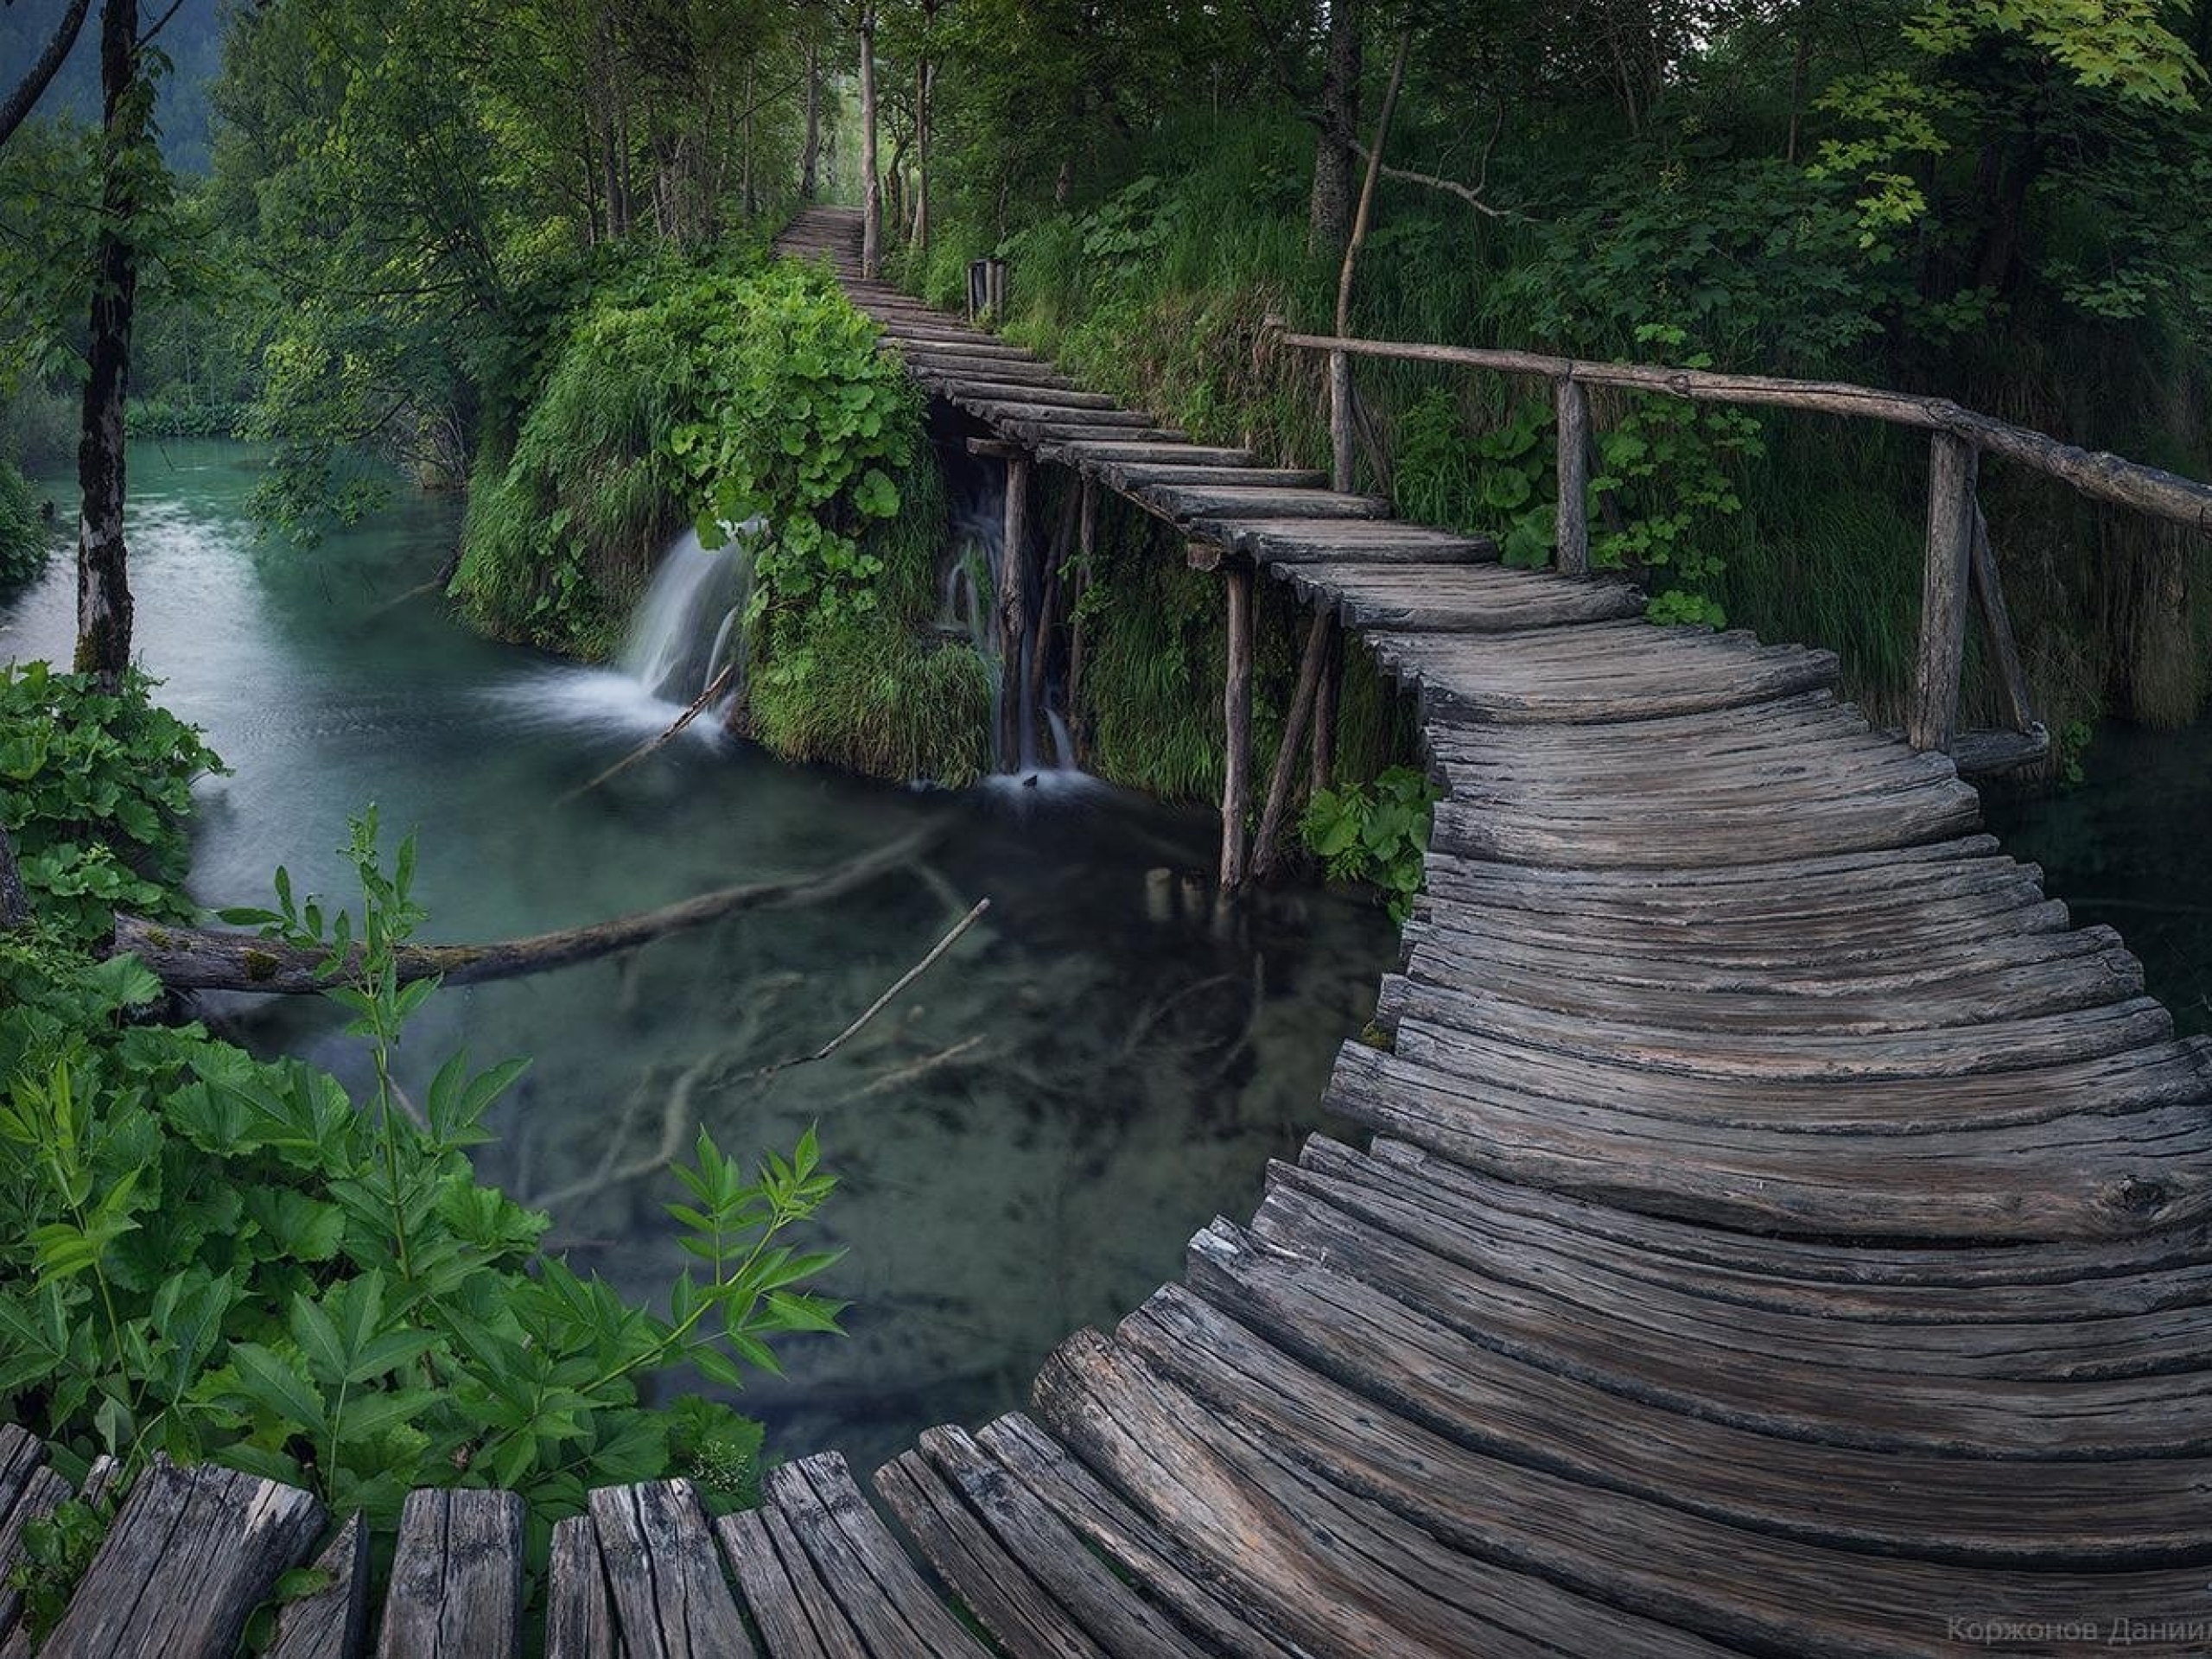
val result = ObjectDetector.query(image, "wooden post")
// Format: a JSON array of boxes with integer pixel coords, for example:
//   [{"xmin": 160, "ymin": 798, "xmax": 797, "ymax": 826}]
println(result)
[
  {"xmin": 1220, "ymin": 564, "xmax": 1254, "ymax": 890},
  {"xmin": 1328, "ymin": 351, "xmax": 1355, "ymax": 493},
  {"xmin": 1968, "ymin": 501, "xmax": 2037, "ymax": 734},
  {"xmin": 1554, "ymin": 378, "xmax": 1591, "ymax": 577},
  {"xmin": 999, "ymin": 454, "xmax": 1029, "ymax": 770},
  {"xmin": 1312, "ymin": 617, "xmax": 1342, "ymax": 794},
  {"xmin": 1908, "ymin": 432, "xmax": 1979, "ymax": 753},
  {"xmin": 1251, "ymin": 609, "xmax": 1333, "ymax": 881},
  {"xmin": 1066, "ymin": 479, "xmax": 1096, "ymax": 726}
]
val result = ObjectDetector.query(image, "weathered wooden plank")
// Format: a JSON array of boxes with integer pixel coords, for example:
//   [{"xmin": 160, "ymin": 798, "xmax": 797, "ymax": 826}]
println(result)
[
  {"xmin": 267, "ymin": 1512, "xmax": 373, "ymax": 1659},
  {"xmin": 762, "ymin": 1456, "xmax": 989, "ymax": 1656},
  {"xmin": 374, "ymin": 1488, "xmax": 525, "ymax": 1659},
  {"xmin": 1326, "ymin": 1039, "xmax": 2212, "ymax": 1239},
  {"xmin": 1033, "ymin": 1331, "xmax": 1732, "ymax": 1659},
  {"xmin": 1141, "ymin": 484, "xmax": 1392, "ymax": 523},
  {"xmin": 1156, "ymin": 1253, "xmax": 2212, "ymax": 1570},
  {"xmin": 0, "ymin": 1429, "xmax": 67, "ymax": 1644},
  {"xmin": 969, "ymin": 1418, "xmax": 1313, "ymax": 1659},
  {"xmin": 715, "ymin": 1509, "xmax": 860, "ymax": 1659},
  {"xmin": 1271, "ymin": 559, "xmax": 1645, "ymax": 631},
  {"xmin": 1382, "ymin": 976, "xmax": 2177, "ymax": 1084},
  {"xmin": 1343, "ymin": 1134, "xmax": 2212, "ymax": 1294},
  {"xmin": 1119, "ymin": 1274, "xmax": 2212, "ymax": 1652},
  {"xmin": 589, "ymin": 1479, "xmax": 753, "ymax": 1657},
  {"xmin": 909, "ymin": 1427, "xmax": 1218, "ymax": 1659},
  {"xmin": 1195, "ymin": 516, "xmax": 1497, "ymax": 565},
  {"xmin": 545, "ymin": 1514, "xmax": 619, "ymax": 1659},
  {"xmin": 43, "ymin": 1459, "xmax": 323, "ymax": 1659},
  {"xmin": 874, "ymin": 1454, "xmax": 1114, "ymax": 1658}
]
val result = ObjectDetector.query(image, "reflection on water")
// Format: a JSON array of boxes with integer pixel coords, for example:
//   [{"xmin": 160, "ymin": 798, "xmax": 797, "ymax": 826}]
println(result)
[
  {"xmin": 1981, "ymin": 728, "xmax": 2212, "ymax": 1040},
  {"xmin": 3, "ymin": 442, "xmax": 1395, "ymax": 1477}
]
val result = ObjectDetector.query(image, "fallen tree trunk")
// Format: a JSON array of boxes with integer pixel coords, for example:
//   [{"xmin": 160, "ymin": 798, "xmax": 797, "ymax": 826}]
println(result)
[{"xmin": 112, "ymin": 823, "xmax": 944, "ymax": 995}]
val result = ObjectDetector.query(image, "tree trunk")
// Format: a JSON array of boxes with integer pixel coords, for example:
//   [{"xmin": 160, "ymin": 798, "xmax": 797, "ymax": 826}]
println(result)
[
  {"xmin": 910, "ymin": 58, "xmax": 933, "ymax": 250},
  {"xmin": 1308, "ymin": 0, "xmax": 1360, "ymax": 256},
  {"xmin": 859, "ymin": 9, "xmax": 881, "ymax": 279},
  {"xmin": 799, "ymin": 31, "xmax": 823, "ymax": 200},
  {"xmin": 76, "ymin": 0, "xmax": 144, "ymax": 690}
]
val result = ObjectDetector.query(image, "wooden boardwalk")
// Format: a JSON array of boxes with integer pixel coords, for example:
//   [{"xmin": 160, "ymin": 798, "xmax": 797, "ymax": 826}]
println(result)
[{"xmin": 8, "ymin": 206, "xmax": 2210, "ymax": 1656}]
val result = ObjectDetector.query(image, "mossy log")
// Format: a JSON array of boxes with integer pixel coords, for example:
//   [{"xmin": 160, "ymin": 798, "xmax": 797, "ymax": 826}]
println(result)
[{"xmin": 111, "ymin": 825, "xmax": 942, "ymax": 995}]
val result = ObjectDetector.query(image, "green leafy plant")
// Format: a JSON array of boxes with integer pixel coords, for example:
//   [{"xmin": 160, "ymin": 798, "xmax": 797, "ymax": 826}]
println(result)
[
  {"xmin": 0, "ymin": 813, "xmax": 841, "ymax": 1586},
  {"xmin": 1300, "ymin": 766, "xmax": 1440, "ymax": 925},
  {"xmin": 0, "ymin": 664, "xmax": 225, "ymax": 944}
]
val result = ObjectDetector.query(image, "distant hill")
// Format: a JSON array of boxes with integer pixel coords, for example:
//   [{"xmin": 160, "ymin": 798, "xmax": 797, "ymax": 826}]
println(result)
[{"xmin": 1, "ymin": 0, "xmax": 226, "ymax": 171}]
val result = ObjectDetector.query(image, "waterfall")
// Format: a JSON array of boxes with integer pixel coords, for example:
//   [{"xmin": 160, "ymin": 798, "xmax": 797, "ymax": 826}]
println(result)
[
  {"xmin": 938, "ymin": 483, "xmax": 1084, "ymax": 782},
  {"xmin": 620, "ymin": 527, "xmax": 753, "ymax": 704}
]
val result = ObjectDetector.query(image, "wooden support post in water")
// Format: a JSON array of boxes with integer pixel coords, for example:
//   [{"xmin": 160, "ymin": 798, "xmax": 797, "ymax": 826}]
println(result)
[
  {"xmin": 1000, "ymin": 453, "xmax": 1030, "ymax": 770},
  {"xmin": 1312, "ymin": 616, "xmax": 1342, "ymax": 794},
  {"xmin": 1554, "ymin": 378, "xmax": 1592, "ymax": 577},
  {"xmin": 1220, "ymin": 563, "xmax": 1255, "ymax": 889},
  {"xmin": 1969, "ymin": 500, "xmax": 2037, "ymax": 734},
  {"xmin": 1066, "ymin": 479, "xmax": 1096, "ymax": 743},
  {"xmin": 1252, "ymin": 608, "xmax": 1334, "ymax": 881},
  {"xmin": 1909, "ymin": 432, "xmax": 1980, "ymax": 753}
]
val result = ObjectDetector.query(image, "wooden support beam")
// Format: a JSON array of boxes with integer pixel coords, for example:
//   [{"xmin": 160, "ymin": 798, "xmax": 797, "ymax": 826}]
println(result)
[
  {"xmin": 967, "ymin": 437, "xmax": 1024, "ymax": 459},
  {"xmin": 1000, "ymin": 454, "xmax": 1031, "ymax": 769},
  {"xmin": 1968, "ymin": 501, "xmax": 2037, "ymax": 734},
  {"xmin": 1252, "ymin": 608, "xmax": 1334, "ymax": 881},
  {"xmin": 1554, "ymin": 378, "xmax": 1592, "ymax": 577},
  {"xmin": 1185, "ymin": 537, "xmax": 1231, "ymax": 573},
  {"xmin": 1908, "ymin": 432, "xmax": 1980, "ymax": 753},
  {"xmin": 1220, "ymin": 564, "xmax": 1255, "ymax": 890},
  {"xmin": 1067, "ymin": 480, "xmax": 1096, "ymax": 751},
  {"xmin": 1313, "ymin": 617, "xmax": 1342, "ymax": 794}
]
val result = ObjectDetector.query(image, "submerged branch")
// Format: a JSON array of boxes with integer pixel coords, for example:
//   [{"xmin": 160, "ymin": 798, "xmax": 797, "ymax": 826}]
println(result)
[
  {"xmin": 111, "ymin": 823, "xmax": 947, "ymax": 994},
  {"xmin": 753, "ymin": 899, "xmax": 991, "ymax": 1077},
  {"xmin": 559, "ymin": 662, "xmax": 737, "ymax": 804}
]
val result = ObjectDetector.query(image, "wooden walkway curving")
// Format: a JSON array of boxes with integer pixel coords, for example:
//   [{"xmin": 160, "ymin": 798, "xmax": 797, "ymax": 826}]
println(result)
[{"xmin": 9, "ymin": 206, "xmax": 2210, "ymax": 1656}]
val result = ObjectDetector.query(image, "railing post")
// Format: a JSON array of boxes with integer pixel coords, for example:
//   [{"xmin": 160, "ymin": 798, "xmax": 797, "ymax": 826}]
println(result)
[
  {"xmin": 1554, "ymin": 377, "xmax": 1592, "ymax": 577},
  {"xmin": 1220, "ymin": 562, "xmax": 1254, "ymax": 890},
  {"xmin": 1909, "ymin": 431, "xmax": 1979, "ymax": 753},
  {"xmin": 1328, "ymin": 348, "xmax": 1355, "ymax": 493}
]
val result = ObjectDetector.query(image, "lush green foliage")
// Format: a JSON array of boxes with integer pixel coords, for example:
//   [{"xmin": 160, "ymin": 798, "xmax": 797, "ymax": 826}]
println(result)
[
  {"xmin": 1300, "ymin": 768, "xmax": 1440, "ymax": 925},
  {"xmin": 0, "ymin": 815, "xmax": 840, "ymax": 1567},
  {"xmin": 0, "ymin": 666, "xmax": 224, "ymax": 944},
  {"xmin": 0, "ymin": 461, "xmax": 48, "ymax": 588},
  {"xmin": 454, "ymin": 252, "xmax": 922, "ymax": 664}
]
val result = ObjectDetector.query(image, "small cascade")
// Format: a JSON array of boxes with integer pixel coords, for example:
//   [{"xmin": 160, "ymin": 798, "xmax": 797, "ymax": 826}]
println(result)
[
  {"xmin": 938, "ymin": 476, "xmax": 1086, "ymax": 785},
  {"xmin": 620, "ymin": 527, "xmax": 753, "ymax": 704}
]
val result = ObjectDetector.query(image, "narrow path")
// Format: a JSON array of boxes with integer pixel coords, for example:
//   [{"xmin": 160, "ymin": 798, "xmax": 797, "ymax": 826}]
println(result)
[{"xmin": 10, "ymin": 207, "xmax": 2209, "ymax": 1658}]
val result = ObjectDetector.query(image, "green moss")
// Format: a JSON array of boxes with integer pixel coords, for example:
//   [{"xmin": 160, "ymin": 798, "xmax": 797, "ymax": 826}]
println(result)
[
  {"xmin": 242, "ymin": 948, "xmax": 279, "ymax": 983},
  {"xmin": 747, "ymin": 623, "xmax": 991, "ymax": 786}
]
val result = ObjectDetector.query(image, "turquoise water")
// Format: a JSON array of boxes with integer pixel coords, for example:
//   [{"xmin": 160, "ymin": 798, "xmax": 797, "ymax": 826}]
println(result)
[
  {"xmin": 3, "ymin": 442, "xmax": 1395, "ymax": 1477},
  {"xmin": 1981, "ymin": 726, "xmax": 2212, "ymax": 1039}
]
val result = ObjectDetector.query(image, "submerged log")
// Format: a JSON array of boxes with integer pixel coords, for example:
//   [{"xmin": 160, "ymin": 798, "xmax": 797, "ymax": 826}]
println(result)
[{"xmin": 111, "ymin": 824, "xmax": 944, "ymax": 995}]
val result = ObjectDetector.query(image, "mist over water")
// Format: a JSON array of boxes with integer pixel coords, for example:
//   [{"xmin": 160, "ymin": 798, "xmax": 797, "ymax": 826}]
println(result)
[{"xmin": 2, "ymin": 442, "xmax": 1395, "ymax": 1476}]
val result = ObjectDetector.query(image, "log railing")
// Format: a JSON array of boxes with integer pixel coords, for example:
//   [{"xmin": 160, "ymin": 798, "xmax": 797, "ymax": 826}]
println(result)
[{"xmin": 1272, "ymin": 320, "xmax": 2212, "ymax": 759}]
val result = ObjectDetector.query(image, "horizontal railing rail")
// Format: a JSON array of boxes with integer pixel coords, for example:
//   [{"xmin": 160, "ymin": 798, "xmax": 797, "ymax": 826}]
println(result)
[{"xmin": 1268, "ymin": 318, "xmax": 2212, "ymax": 760}]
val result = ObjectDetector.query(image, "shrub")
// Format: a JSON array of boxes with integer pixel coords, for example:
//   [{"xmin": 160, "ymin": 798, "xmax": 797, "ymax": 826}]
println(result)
[
  {"xmin": 0, "ymin": 664, "xmax": 224, "ymax": 944},
  {"xmin": 0, "ymin": 815, "xmax": 840, "ymax": 1621},
  {"xmin": 0, "ymin": 461, "xmax": 47, "ymax": 589},
  {"xmin": 1301, "ymin": 766, "xmax": 1440, "ymax": 924}
]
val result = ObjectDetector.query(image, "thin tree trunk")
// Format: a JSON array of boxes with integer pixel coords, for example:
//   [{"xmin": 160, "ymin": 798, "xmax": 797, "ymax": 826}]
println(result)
[
  {"xmin": 1309, "ymin": 0, "xmax": 1361, "ymax": 255},
  {"xmin": 910, "ymin": 58, "xmax": 933, "ymax": 250},
  {"xmin": 799, "ymin": 31, "xmax": 823, "ymax": 199},
  {"xmin": 76, "ymin": 0, "xmax": 144, "ymax": 690},
  {"xmin": 859, "ymin": 9, "xmax": 881, "ymax": 279}
]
